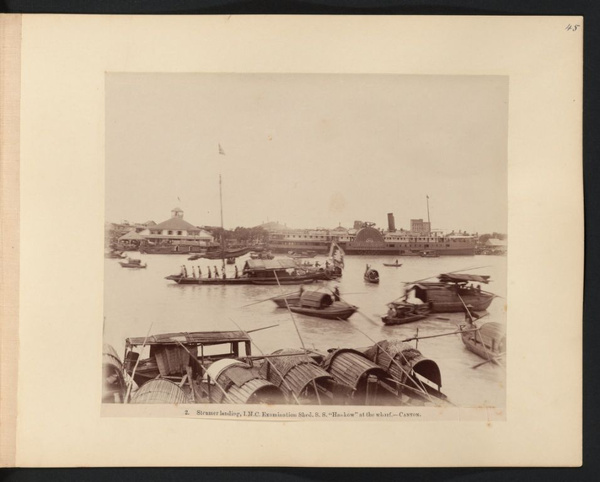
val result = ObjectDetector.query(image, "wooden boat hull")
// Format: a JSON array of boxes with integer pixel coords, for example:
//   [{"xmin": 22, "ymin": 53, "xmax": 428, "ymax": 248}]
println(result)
[
  {"xmin": 165, "ymin": 275, "xmax": 254, "ymax": 285},
  {"xmin": 428, "ymin": 296, "xmax": 493, "ymax": 313},
  {"xmin": 198, "ymin": 247, "xmax": 253, "ymax": 260},
  {"xmin": 252, "ymin": 278, "xmax": 316, "ymax": 286},
  {"xmin": 364, "ymin": 277, "xmax": 379, "ymax": 284},
  {"xmin": 460, "ymin": 322, "xmax": 505, "ymax": 363},
  {"xmin": 119, "ymin": 262, "xmax": 146, "ymax": 268},
  {"xmin": 381, "ymin": 313, "xmax": 428, "ymax": 325},
  {"xmin": 411, "ymin": 284, "xmax": 495, "ymax": 313},
  {"xmin": 383, "ymin": 263, "xmax": 402, "ymax": 267},
  {"xmin": 289, "ymin": 305, "xmax": 357, "ymax": 320},
  {"xmin": 140, "ymin": 245, "xmax": 207, "ymax": 255}
]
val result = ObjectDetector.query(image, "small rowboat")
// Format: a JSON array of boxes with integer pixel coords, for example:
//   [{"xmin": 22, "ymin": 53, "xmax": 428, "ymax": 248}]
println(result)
[
  {"xmin": 119, "ymin": 258, "xmax": 147, "ymax": 269},
  {"xmin": 383, "ymin": 261, "xmax": 403, "ymax": 267},
  {"xmin": 381, "ymin": 302, "xmax": 430, "ymax": 325},
  {"xmin": 364, "ymin": 268, "xmax": 380, "ymax": 284}
]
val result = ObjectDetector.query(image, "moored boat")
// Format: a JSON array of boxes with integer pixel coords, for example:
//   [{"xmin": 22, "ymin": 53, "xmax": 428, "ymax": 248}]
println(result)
[
  {"xmin": 406, "ymin": 273, "xmax": 495, "ymax": 313},
  {"xmin": 460, "ymin": 321, "xmax": 506, "ymax": 365},
  {"xmin": 272, "ymin": 290, "xmax": 358, "ymax": 320},
  {"xmin": 165, "ymin": 258, "xmax": 319, "ymax": 285},
  {"xmin": 381, "ymin": 301, "xmax": 430, "ymax": 325},
  {"xmin": 105, "ymin": 250, "xmax": 126, "ymax": 259},
  {"xmin": 119, "ymin": 258, "xmax": 147, "ymax": 269},
  {"xmin": 112, "ymin": 329, "xmax": 448, "ymax": 406}
]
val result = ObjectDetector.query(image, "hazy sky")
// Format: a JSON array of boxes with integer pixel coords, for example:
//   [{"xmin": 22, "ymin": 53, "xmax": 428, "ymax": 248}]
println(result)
[{"xmin": 106, "ymin": 73, "xmax": 508, "ymax": 233}]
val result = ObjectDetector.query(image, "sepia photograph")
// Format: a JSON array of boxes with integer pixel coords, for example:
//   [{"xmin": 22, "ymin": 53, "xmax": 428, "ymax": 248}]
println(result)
[
  {"xmin": 103, "ymin": 73, "xmax": 508, "ymax": 412},
  {"xmin": 3, "ymin": 14, "xmax": 582, "ymax": 467}
]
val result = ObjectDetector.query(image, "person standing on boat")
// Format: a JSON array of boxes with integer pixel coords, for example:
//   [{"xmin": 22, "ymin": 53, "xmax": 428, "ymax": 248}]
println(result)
[
  {"xmin": 234, "ymin": 265, "xmax": 239, "ymax": 279},
  {"xmin": 207, "ymin": 267, "xmax": 212, "ymax": 279},
  {"xmin": 333, "ymin": 286, "xmax": 340, "ymax": 302},
  {"xmin": 183, "ymin": 265, "xmax": 188, "ymax": 278},
  {"xmin": 214, "ymin": 266, "xmax": 219, "ymax": 278},
  {"xmin": 198, "ymin": 266, "xmax": 202, "ymax": 278}
]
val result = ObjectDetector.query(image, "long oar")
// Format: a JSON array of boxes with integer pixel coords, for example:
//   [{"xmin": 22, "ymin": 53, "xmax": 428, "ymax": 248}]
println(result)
[
  {"xmin": 239, "ymin": 290, "xmax": 300, "ymax": 308},
  {"xmin": 472, "ymin": 353, "xmax": 505, "ymax": 369},
  {"xmin": 246, "ymin": 324, "xmax": 279, "ymax": 334},
  {"xmin": 273, "ymin": 271, "xmax": 322, "ymax": 405},
  {"xmin": 346, "ymin": 323, "xmax": 439, "ymax": 405}
]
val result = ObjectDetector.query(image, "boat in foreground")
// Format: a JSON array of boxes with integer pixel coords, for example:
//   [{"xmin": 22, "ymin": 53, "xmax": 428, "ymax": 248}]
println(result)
[{"xmin": 105, "ymin": 329, "xmax": 448, "ymax": 406}]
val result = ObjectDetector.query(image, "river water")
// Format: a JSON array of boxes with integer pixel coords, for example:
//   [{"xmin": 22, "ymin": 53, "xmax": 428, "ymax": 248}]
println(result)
[{"xmin": 104, "ymin": 253, "xmax": 506, "ymax": 408}]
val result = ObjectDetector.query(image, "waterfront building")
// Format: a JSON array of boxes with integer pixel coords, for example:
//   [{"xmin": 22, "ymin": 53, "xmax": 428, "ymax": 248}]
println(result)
[
  {"xmin": 267, "ymin": 215, "xmax": 476, "ymax": 256},
  {"xmin": 410, "ymin": 218, "xmax": 431, "ymax": 234}
]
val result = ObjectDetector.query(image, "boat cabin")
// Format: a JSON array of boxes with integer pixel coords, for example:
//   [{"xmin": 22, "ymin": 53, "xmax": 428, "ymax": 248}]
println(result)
[
  {"xmin": 124, "ymin": 330, "xmax": 252, "ymax": 387},
  {"xmin": 299, "ymin": 292, "xmax": 334, "ymax": 309},
  {"xmin": 242, "ymin": 259, "xmax": 303, "ymax": 279}
]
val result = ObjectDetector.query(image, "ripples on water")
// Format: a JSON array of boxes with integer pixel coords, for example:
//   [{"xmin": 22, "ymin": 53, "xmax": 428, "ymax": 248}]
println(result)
[{"xmin": 104, "ymin": 253, "xmax": 507, "ymax": 408}]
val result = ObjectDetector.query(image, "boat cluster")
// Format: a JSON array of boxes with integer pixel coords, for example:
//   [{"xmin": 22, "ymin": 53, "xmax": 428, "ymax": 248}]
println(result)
[
  {"xmin": 105, "ymin": 249, "xmax": 505, "ymax": 407},
  {"xmin": 103, "ymin": 331, "xmax": 447, "ymax": 407}
]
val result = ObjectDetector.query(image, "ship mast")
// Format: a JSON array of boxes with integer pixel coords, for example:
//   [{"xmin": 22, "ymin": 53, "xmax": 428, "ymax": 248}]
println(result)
[
  {"xmin": 426, "ymin": 195, "xmax": 431, "ymax": 234},
  {"xmin": 219, "ymin": 174, "xmax": 225, "ymax": 269}
]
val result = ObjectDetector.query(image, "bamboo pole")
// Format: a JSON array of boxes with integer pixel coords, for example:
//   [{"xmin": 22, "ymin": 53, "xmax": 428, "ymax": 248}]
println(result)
[
  {"xmin": 273, "ymin": 271, "xmax": 322, "ymax": 406},
  {"xmin": 227, "ymin": 317, "xmax": 302, "ymax": 405},
  {"xmin": 124, "ymin": 322, "xmax": 153, "ymax": 404},
  {"xmin": 344, "ymin": 320, "xmax": 439, "ymax": 405}
]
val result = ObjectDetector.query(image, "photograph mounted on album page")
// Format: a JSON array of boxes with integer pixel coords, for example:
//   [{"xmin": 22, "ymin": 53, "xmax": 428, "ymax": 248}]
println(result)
[{"xmin": 0, "ymin": 14, "xmax": 583, "ymax": 467}]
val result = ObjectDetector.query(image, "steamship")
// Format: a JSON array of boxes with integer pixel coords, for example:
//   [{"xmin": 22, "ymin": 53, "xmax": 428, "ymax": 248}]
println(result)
[{"xmin": 267, "ymin": 214, "xmax": 476, "ymax": 256}]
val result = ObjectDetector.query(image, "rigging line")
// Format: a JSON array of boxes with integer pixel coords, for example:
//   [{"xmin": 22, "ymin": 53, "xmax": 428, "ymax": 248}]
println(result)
[
  {"xmin": 174, "ymin": 340, "xmax": 235, "ymax": 404},
  {"xmin": 343, "ymin": 320, "xmax": 438, "ymax": 405},
  {"xmin": 227, "ymin": 317, "xmax": 302, "ymax": 406},
  {"xmin": 273, "ymin": 271, "xmax": 322, "ymax": 406},
  {"xmin": 124, "ymin": 322, "xmax": 153, "ymax": 404}
]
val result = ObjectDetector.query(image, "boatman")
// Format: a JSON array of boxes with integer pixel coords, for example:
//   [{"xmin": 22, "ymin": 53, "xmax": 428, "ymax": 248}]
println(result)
[
  {"xmin": 333, "ymin": 286, "xmax": 341, "ymax": 301},
  {"xmin": 207, "ymin": 267, "xmax": 212, "ymax": 279},
  {"xmin": 234, "ymin": 265, "xmax": 239, "ymax": 278},
  {"xmin": 214, "ymin": 266, "xmax": 219, "ymax": 278}
]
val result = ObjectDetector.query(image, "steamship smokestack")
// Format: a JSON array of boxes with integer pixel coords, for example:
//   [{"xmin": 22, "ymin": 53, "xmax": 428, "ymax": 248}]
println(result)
[{"xmin": 387, "ymin": 213, "xmax": 396, "ymax": 232}]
